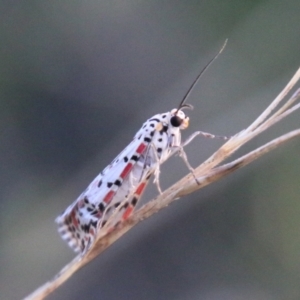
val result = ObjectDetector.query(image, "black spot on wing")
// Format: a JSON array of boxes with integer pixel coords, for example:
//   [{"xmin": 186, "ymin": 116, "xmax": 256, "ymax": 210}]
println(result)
[
  {"xmin": 99, "ymin": 203, "xmax": 105, "ymax": 212},
  {"xmin": 107, "ymin": 182, "xmax": 113, "ymax": 188},
  {"xmin": 149, "ymin": 118, "xmax": 160, "ymax": 123},
  {"xmin": 144, "ymin": 137, "xmax": 151, "ymax": 143},
  {"xmin": 124, "ymin": 156, "xmax": 128, "ymax": 162},
  {"xmin": 114, "ymin": 179, "xmax": 122, "ymax": 187},
  {"xmin": 81, "ymin": 224, "xmax": 90, "ymax": 233},
  {"xmin": 131, "ymin": 155, "xmax": 139, "ymax": 162},
  {"xmin": 131, "ymin": 197, "xmax": 138, "ymax": 206},
  {"xmin": 98, "ymin": 180, "xmax": 103, "ymax": 187}
]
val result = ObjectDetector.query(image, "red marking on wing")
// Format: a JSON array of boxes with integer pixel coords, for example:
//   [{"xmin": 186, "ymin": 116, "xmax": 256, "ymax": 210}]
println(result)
[
  {"xmin": 103, "ymin": 190, "xmax": 115, "ymax": 204},
  {"xmin": 71, "ymin": 210, "xmax": 79, "ymax": 229},
  {"xmin": 136, "ymin": 142, "xmax": 147, "ymax": 154},
  {"xmin": 135, "ymin": 181, "xmax": 147, "ymax": 196},
  {"xmin": 122, "ymin": 206, "xmax": 134, "ymax": 220},
  {"xmin": 120, "ymin": 163, "xmax": 133, "ymax": 179}
]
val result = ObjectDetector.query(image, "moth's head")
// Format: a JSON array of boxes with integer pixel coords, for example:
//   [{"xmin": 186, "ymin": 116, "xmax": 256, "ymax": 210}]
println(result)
[{"xmin": 169, "ymin": 105, "xmax": 192, "ymax": 130}]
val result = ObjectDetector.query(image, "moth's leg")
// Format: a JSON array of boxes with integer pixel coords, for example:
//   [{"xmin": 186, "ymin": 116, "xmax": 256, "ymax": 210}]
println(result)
[
  {"xmin": 149, "ymin": 143, "xmax": 163, "ymax": 194},
  {"xmin": 98, "ymin": 203, "xmax": 111, "ymax": 229},
  {"xmin": 176, "ymin": 131, "xmax": 230, "ymax": 184},
  {"xmin": 81, "ymin": 236, "xmax": 92, "ymax": 256},
  {"xmin": 182, "ymin": 131, "xmax": 230, "ymax": 148},
  {"xmin": 172, "ymin": 144, "xmax": 200, "ymax": 185},
  {"xmin": 128, "ymin": 171, "xmax": 135, "ymax": 188},
  {"xmin": 138, "ymin": 145, "xmax": 151, "ymax": 182}
]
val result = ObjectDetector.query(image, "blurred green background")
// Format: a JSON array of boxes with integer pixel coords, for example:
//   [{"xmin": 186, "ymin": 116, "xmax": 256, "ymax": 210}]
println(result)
[{"xmin": 1, "ymin": 1, "xmax": 300, "ymax": 299}]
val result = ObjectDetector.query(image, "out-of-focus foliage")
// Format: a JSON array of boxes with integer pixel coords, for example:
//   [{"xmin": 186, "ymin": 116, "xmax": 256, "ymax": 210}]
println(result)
[{"xmin": 1, "ymin": 1, "xmax": 300, "ymax": 299}]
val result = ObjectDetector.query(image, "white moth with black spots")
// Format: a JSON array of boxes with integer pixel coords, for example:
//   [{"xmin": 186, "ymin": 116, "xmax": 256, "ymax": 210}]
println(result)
[{"xmin": 56, "ymin": 41, "xmax": 228, "ymax": 253}]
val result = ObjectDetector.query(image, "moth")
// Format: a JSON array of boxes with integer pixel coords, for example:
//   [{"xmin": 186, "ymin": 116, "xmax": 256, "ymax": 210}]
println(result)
[{"xmin": 56, "ymin": 41, "xmax": 228, "ymax": 253}]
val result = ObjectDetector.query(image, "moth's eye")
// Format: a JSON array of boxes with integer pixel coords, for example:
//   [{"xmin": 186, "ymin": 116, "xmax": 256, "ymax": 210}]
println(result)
[{"xmin": 170, "ymin": 115, "xmax": 183, "ymax": 127}]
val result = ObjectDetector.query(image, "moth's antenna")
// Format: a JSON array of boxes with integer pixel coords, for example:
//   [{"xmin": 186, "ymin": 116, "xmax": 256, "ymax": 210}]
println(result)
[{"xmin": 176, "ymin": 39, "xmax": 228, "ymax": 113}]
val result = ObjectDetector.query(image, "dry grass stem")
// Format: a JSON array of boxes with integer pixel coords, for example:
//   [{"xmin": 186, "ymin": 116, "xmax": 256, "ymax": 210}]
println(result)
[{"xmin": 24, "ymin": 68, "xmax": 300, "ymax": 300}]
